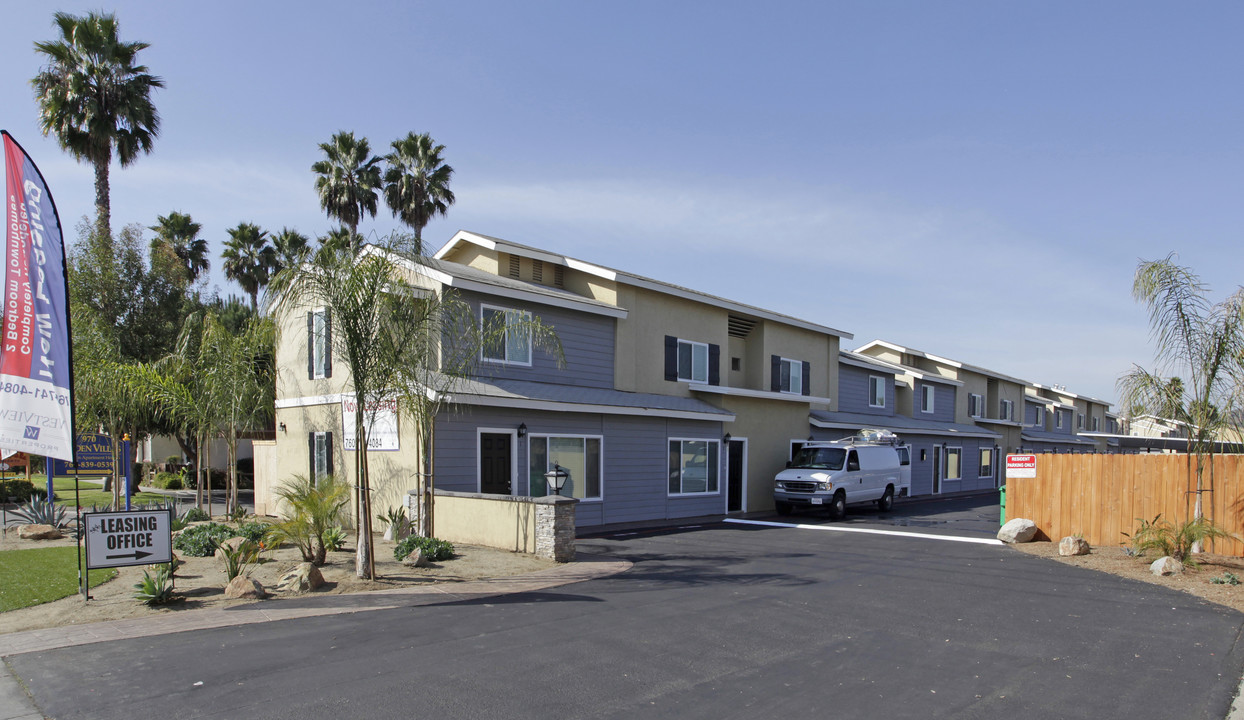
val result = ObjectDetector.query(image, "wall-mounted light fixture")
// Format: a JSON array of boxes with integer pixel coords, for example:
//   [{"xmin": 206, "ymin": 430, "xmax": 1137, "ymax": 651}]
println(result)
[
  {"xmin": 279, "ymin": 422, "xmax": 287, "ymax": 433},
  {"xmin": 723, "ymin": 433, "xmax": 732, "ymax": 445},
  {"xmin": 518, "ymin": 422, "xmax": 527, "ymax": 438}
]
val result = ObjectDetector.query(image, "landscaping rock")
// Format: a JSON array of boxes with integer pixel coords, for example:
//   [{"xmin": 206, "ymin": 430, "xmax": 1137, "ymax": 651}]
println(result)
[
  {"xmin": 1059, "ymin": 536, "xmax": 1091, "ymax": 556},
  {"xmin": 1151, "ymin": 556, "xmax": 1184, "ymax": 576},
  {"xmin": 997, "ymin": 518, "xmax": 1038, "ymax": 544},
  {"xmin": 213, "ymin": 536, "xmax": 247, "ymax": 559},
  {"xmin": 277, "ymin": 563, "xmax": 324, "ymax": 594},
  {"xmin": 17, "ymin": 524, "xmax": 63, "ymax": 540},
  {"xmin": 224, "ymin": 576, "xmax": 266, "ymax": 599},
  {"xmin": 402, "ymin": 548, "xmax": 430, "ymax": 568}
]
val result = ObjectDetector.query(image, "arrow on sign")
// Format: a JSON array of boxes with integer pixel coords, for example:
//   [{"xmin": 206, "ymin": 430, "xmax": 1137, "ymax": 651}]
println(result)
[{"xmin": 106, "ymin": 550, "xmax": 153, "ymax": 561}]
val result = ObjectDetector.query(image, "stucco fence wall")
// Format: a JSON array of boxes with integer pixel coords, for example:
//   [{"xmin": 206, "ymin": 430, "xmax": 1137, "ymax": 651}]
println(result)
[{"xmin": 409, "ymin": 489, "xmax": 578, "ymax": 562}]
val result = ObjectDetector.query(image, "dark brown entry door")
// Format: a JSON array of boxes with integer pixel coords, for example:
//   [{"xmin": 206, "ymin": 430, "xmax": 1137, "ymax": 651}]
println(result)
[
  {"xmin": 480, "ymin": 433, "xmax": 512, "ymax": 494},
  {"xmin": 932, "ymin": 446, "xmax": 942, "ymax": 494},
  {"xmin": 727, "ymin": 439, "xmax": 745, "ymax": 512}
]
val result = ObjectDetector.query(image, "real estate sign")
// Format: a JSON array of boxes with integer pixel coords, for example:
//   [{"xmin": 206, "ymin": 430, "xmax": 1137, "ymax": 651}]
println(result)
[
  {"xmin": 83, "ymin": 509, "xmax": 173, "ymax": 569},
  {"xmin": 49, "ymin": 433, "xmax": 114, "ymax": 476},
  {"xmin": 341, "ymin": 395, "xmax": 400, "ymax": 451}
]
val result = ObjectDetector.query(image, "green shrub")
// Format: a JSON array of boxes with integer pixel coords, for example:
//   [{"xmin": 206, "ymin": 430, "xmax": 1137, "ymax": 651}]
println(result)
[
  {"xmin": 152, "ymin": 471, "xmax": 184, "ymax": 490},
  {"xmin": 11, "ymin": 497, "xmax": 72, "ymax": 529},
  {"xmin": 323, "ymin": 526, "xmax": 348, "ymax": 552},
  {"xmin": 235, "ymin": 521, "xmax": 271, "ymax": 544},
  {"xmin": 133, "ymin": 564, "xmax": 176, "ymax": 605},
  {"xmin": 173, "ymin": 522, "xmax": 235, "ymax": 557},
  {"xmin": 182, "ymin": 507, "xmax": 210, "ymax": 523},
  {"xmin": 1124, "ymin": 514, "xmax": 1236, "ymax": 564},
  {"xmin": 215, "ymin": 538, "xmax": 261, "ymax": 581},
  {"xmin": 1211, "ymin": 572, "xmax": 1241, "ymax": 586},
  {"xmin": 271, "ymin": 474, "xmax": 349, "ymax": 565},
  {"xmin": 2, "ymin": 479, "xmax": 37, "ymax": 503},
  {"xmin": 394, "ymin": 535, "xmax": 454, "ymax": 563}
]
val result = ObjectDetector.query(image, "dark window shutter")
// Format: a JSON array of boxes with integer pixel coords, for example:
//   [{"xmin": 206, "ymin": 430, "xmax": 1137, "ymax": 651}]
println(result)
[
  {"xmin": 664, "ymin": 336, "xmax": 678, "ymax": 381},
  {"xmin": 308, "ymin": 433, "xmax": 316, "ymax": 479},
  {"xmin": 325, "ymin": 431, "xmax": 334, "ymax": 477},
  {"xmin": 708, "ymin": 344, "xmax": 720, "ymax": 386},
  {"xmin": 323, "ymin": 310, "xmax": 332, "ymax": 378},
  {"xmin": 771, "ymin": 355, "xmax": 781, "ymax": 392},
  {"xmin": 801, "ymin": 361, "xmax": 811, "ymax": 396},
  {"xmin": 307, "ymin": 312, "xmax": 314, "ymax": 379}
]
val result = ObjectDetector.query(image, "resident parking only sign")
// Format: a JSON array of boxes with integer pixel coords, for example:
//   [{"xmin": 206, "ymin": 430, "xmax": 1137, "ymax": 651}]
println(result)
[
  {"xmin": 1006, "ymin": 454, "xmax": 1037, "ymax": 479},
  {"xmin": 83, "ymin": 510, "xmax": 173, "ymax": 569}
]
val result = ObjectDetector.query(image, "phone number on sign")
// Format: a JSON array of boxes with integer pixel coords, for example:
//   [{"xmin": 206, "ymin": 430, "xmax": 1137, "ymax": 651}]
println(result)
[{"xmin": 2, "ymin": 383, "xmax": 71, "ymax": 405}]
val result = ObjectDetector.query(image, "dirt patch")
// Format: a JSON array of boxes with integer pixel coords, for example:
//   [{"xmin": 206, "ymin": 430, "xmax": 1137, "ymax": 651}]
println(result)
[
  {"xmin": 1010, "ymin": 540, "xmax": 1244, "ymax": 613},
  {"xmin": 0, "ymin": 529, "xmax": 554, "ymax": 634}
]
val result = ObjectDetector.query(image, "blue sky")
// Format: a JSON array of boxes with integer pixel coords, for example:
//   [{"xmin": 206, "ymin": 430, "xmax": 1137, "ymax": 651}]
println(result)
[{"xmin": 4, "ymin": 1, "xmax": 1244, "ymax": 407}]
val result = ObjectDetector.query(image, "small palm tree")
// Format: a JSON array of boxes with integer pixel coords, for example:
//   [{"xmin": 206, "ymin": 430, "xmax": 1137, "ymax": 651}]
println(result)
[
  {"xmin": 149, "ymin": 211, "xmax": 209, "ymax": 283},
  {"xmin": 222, "ymin": 222, "xmax": 276, "ymax": 312},
  {"xmin": 383, "ymin": 132, "xmax": 455, "ymax": 254},
  {"xmin": 311, "ymin": 131, "xmax": 381, "ymax": 255},
  {"xmin": 272, "ymin": 227, "xmax": 311, "ymax": 273},
  {"xmin": 32, "ymin": 11, "xmax": 163, "ymax": 241}
]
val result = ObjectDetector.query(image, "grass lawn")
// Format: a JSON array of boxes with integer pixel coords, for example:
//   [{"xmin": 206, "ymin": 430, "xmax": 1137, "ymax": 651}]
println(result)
[
  {"xmin": 0, "ymin": 546, "xmax": 116, "ymax": 612},
  {"xmin": 49, "ymin": 476, "xmax": 165, "ymax": 509}
]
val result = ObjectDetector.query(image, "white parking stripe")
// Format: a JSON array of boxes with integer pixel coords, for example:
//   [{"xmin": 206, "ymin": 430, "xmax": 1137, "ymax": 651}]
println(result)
[{"xmin": 724, "ymin": 518, "xmax": 1005, "ymax": 545}]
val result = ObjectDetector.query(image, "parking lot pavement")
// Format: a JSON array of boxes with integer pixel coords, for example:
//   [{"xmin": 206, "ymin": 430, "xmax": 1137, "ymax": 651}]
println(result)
[{"xmin": 753, "ymin": 490, "xmax": 1005, "ymax": 538}]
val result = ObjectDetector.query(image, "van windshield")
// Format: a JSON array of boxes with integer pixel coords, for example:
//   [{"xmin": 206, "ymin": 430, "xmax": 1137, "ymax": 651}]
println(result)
[{"xmin": 790, "ymin": 447, "xmax": 846, "ymax": 470}]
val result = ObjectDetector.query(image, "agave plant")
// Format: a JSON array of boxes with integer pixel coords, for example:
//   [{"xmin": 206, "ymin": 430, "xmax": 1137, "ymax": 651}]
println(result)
[
  {"xmin": 133, "ymin": 564, "xmax": 176, "ymax": 605},
  {"xmin": 10, "ymin": 497, "xmax": 72, "ymax": 529}
]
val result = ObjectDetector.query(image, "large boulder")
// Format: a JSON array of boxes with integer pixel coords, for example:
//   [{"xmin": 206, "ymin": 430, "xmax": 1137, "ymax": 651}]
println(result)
[
  {"xmin": 997, "ymin": 518, "xmax": 1038, "ymax": 544},
  {"xmin": 1059, "ymin": 536, "xmax": 1091, "ymax": 556},
  {"xmin": 277, "ymin": 563, "xmax": 325, "ymax": 594},
  {"xmin": 224, "ymin": 576, "xmax": 266, "ymax": 599},
  {"xmin": 17, "ymin": 524, "xmax": 63, "ymax": 540},
  {"xmin": 402, "ymin": 548, "xmax": 430, "ymax": 568},
  {"xmin": 1151, "ymin": 556, "xmax": 1184, "ymax": 576}
]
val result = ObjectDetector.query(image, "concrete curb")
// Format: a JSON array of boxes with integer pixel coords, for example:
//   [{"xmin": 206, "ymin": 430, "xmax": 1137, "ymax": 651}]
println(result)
[{"xmin": 0, "ymin": 554, "xmax": 631, "ymax": 720}]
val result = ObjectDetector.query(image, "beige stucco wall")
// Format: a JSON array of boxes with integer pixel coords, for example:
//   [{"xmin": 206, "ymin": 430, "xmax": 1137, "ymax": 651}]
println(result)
[
  {"xmin": 432, "ymin": 492, "xmax": 539, "ymax": 554},
  {"xmin": 615, "ymin": 285, "xmax": 726, "ymax": 394},
  {"xmin": 721, "ymin": 395, "xmax": 818, "ymax": 512},
  {"xmin": 957, "ymin": 371, "xmax": 989, "ymax": 424},
  {"xmin": 252, "ymin": 439, "xmax": 278, "ymax": 516}
]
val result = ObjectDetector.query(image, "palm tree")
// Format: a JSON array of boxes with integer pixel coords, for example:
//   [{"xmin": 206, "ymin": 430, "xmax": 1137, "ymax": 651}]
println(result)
[
  {"xmin": 32, "ymin": 11, "xmax": 163, "ymax": 241},
  {"xmin": 311, "ymin": 131, "xmax": 381, "ymax": 254},
  {"xmin": 222, "ymin": 222, "xmax": 276, "ymax": 312},
  {"xmin": 383, "ymin": 132, "xmax": 455, "ymax": 254},
  {"xmin": 1117, "ymin": 255, "xmax": 1244, "ymax": 531},
  {"xmin": 272, "ymin": 227, "xmax": 311, "ymax": 273},
  {"xmin": 149, "ymin": 211, "xmax": 209, "ymax": 283}
]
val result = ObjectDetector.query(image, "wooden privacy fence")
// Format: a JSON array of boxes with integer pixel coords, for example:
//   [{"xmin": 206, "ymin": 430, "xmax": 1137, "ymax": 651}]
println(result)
[{"xmin": 1007, "ymin": 454, "xmax": 1244, "ymax": 556}]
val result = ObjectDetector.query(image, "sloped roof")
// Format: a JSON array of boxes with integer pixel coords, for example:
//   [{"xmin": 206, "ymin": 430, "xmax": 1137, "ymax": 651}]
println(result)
[
  {"xmin": 810, "ymin": 410, "xmax": 1000, "ymax": 439},
  {"xmin": 441, "ymin": 377, "xmax": 735, "ymax": 422}
]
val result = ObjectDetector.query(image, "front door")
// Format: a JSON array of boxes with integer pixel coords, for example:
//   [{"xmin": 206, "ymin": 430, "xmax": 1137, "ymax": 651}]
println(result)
[
  {"xmin": 727, "ymin": 439, "xmax": 745, "ymax": 512},
  {"xmin": 932, "ymin": 445, "xmax": 942, "ymax": 494},
  {"xmin": 480, "ymin": 433, "xmax": 512, "ymax": 494}
]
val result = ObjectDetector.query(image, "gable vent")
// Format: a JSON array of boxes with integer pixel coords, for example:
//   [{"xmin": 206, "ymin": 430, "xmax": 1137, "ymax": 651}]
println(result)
[
  {"xmin": 508, "ymin": 254, "xmax": 521, "ymax": 278},
  {"xmin": 728, "ymin": 314, "xmax": 757, "ymax": 338},
  {"xmin": 554, "ymin": 265, "xmax": 565, "ymax": 288},
  {"xmin": 532, "ymin": 259, "xmax": 543, "ymax": 283}
]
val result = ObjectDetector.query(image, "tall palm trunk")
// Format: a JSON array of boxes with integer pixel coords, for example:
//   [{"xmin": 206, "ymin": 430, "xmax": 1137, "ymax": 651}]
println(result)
[{"xmin": 93, "ymin": 156, "xmax": 111, "ymax": 241}]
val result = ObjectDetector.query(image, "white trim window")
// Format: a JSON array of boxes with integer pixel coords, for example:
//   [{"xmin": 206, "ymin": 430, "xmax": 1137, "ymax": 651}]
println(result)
[
  {"xmin": 968, "ymin": 393, "xmax": 983, "ymax": 418},
  {"xmin": 668, "ymin": 439, "xmax": 719, "ymax": 495},
  {"xmin": 1092, "ymin": 416, "xmax": 1101, "ymax": 432},
  {"xmin": 921, "ymin": 385, "xmax": 935, "ymax": 414},
  {"xmin": 1030, "ymin": 406, "xmax": 1044, "ymax": 428},
  {"xmin": 528, "ymin": 435, "xmax": 602, "ymax": 500},
  {"xmin": 678, "ymin": 340, "xmax": 709, "ymax": 384},
  {"xmin": 1056, "ymin": 411, "xmax": 1064, "ymax": 430},
  {"xmin": 310, "ymin": 431, "xmax": 333, "ymax": 484},
  {"xmin": 481, "ymin": 305, "xmax": 533, "ymax": 366},
  {"xmin": 945, "ymin": 447, "xmax": 962, "ymax": 480},
  {"xmin": 1000, "ymin": 399, "xmax": 1014, "ymax": 421},
  {"xmin": 310, "ymin": 308, "xmax": 330, "ymax": 379},
  {"xmin": 1077, "ymin": 413, "xmax": 1084, "ymax": 430},
  {"xmin": 978, "ymin": 448, "xmax": 993, "ymax": 477},
  {"xmin": 779, "ymin": 358, "xmax": 803, "ymax": 395},
  {"xmin": 869, "ymin": 376, "xmax": 886, "ymax": 408}
]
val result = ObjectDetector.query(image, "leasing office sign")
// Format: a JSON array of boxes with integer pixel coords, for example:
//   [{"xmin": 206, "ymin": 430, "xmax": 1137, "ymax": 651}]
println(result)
[{"xmin": 83, "ymin": 510, "xmax": 173, "ymax": 569}]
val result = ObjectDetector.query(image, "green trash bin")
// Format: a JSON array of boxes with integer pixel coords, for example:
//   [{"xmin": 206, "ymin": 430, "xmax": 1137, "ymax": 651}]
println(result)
[{"xmin": 999, "ymin": 484, "xmax": 1006, "ymax": 526}]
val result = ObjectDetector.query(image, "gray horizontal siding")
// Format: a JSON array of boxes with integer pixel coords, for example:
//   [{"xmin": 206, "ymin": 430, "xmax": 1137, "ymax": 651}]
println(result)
[
  {"xmin": 433, "ymin": 406, "xmax": 724, "ymax": 527},
  {"xmin": 915, "ymin": 381, "xmax": 955, "ymax": 423},
  {"xmin": 838, "ymin": 365, "xmax": 894, "ymax": 416},
  {"xmin": 457, "ymin": 289, "xmax": 615, "ymax": 389}
]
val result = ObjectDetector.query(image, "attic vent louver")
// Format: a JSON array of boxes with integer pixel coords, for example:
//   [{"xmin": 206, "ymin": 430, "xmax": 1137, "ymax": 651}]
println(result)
[
  {"xmin": 554, "ymin": 265, "xmax": 565, "ymax": 287},
  {"xmin": 508, "ymin": 254, "xmax": 521, "ymax": 278},
  {"xmin": 532, "ymin": 259, "xmax": 543, "ymax": 283},
  {"xmin": 728, "ymin": 314, "xmax": 757, "ymax": 338}
]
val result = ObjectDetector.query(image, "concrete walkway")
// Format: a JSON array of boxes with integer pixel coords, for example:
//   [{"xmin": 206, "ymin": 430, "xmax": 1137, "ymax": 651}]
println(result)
[{"xmin": 0, "ymin": 554, "xmax": 630, "ymax": 720}]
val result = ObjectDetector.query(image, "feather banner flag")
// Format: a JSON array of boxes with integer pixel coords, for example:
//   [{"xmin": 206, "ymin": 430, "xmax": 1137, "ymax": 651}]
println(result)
[{"xmin": 0, "ymin": 131, "xmax": 75, "ymax": 461}]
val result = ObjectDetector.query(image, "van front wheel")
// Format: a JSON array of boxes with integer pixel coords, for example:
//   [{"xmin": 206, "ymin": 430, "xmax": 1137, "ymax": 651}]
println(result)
[
  {"xmin": 877, "ymin": 486, "xmax": 894, "ymax": 512},
  {"xmin": 828, "ymin": 491, "xmax": 846, "ymax": 520}
]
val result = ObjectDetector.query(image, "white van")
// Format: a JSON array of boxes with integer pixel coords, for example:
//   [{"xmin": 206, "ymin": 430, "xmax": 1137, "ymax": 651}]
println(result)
[{"xmin": 773, "ymin": 430, "xmax": 911, "ymax": 519}]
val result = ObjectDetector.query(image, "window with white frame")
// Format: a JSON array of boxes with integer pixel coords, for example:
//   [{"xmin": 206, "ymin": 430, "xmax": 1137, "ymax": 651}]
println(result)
[
  {"xmin": 945, "ymin": 447, "xmax": 962, "ymax": 479},
  {"xmin": 481, "ymin": 306, "xmax": 533, "ymax": 365},
  {"xmin": 869, "ymin": 376, "xmax": 886, "ymax": 408},
  {"xmin": 1000, "ymin": 399, "xmax": 1014, "ymax": 421},
  {"xmin": 969, "ymin": 393, "xmax": 983, "ymax": 418},
  {"xmin": 779, "ymin": 358, "xmax": 803, "ymax": 394},
  {"xmin": 1092, "ymin": 416, "xmax": 1101, "ymax": 432},
  {"xmin": 1056, "ymin": 411, "xmax": 1064, "ymax": 429},
  {"xmin": 978, "ymin": 448, "xmax": 993, "ymax": 477},
  {"xmin": 921, "ymin": 385, "xmax": 935, "ymax": 413},
  {"xmin": 309, "ymin": 308, "xmax": 331, "ymax": 379},
  {"xmin": 528, "ymin": 435, "xmax": 601, "ymax": 500},
  {"xmin": 1077, "ymin": 413, "xmax": 1084, "ymax": 430},
  {"xmin": 310, "ymin": 431, "xmax": 333, "ymax": 484},
  {"xmin": 669, "ymin": 439, "xmax": 719, "ymax": 495},
  {"xmin": 678, "ymin": 339, "xmax": 709, "ymax": 383},
  {"xmin": 1031, "ymin": 406, "xmax": 1044, "ymax": 427}
]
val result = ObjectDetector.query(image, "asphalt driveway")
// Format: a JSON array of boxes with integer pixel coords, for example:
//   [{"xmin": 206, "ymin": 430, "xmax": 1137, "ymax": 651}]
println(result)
[{"xmin": 7, "ymin": 505, "xmax": 1244, "ymax": 719}]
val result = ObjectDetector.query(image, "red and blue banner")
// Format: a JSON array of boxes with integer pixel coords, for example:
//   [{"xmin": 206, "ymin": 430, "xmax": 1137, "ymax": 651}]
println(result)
[{"xmin": 0, "ymin": 131, "xmax": 74, "ymax": 461}]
